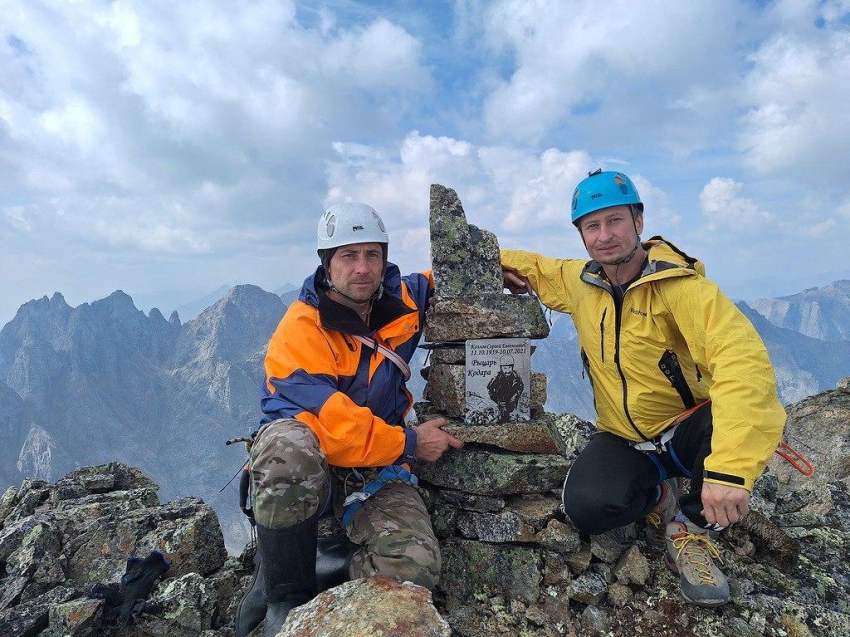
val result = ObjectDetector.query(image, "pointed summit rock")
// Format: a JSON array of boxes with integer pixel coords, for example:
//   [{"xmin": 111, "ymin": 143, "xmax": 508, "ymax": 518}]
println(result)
[
  {"xmin": 425, "ymin": 184, "xmax": 548, "ymax": 341},
  {"xmin": 429, "ymin": 184, "xmax": 503, "ymax": 296}
]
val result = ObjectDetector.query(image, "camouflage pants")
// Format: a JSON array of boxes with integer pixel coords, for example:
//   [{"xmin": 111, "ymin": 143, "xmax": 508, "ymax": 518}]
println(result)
[{"xmin": 249, "ymin": 418, "xmax": 440, "ymax": 590}]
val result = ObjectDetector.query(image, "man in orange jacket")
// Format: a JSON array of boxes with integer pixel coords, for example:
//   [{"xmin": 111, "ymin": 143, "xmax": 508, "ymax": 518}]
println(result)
[{"xmin": 236, "ymin": 202, "xmax": 462, "ymax": 636}]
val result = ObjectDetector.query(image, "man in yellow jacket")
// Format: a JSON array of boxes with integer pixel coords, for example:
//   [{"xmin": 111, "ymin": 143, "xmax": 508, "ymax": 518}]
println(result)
[{"xmin": 501, "ymin": 169, "xmax": 786, "ymax": 607}]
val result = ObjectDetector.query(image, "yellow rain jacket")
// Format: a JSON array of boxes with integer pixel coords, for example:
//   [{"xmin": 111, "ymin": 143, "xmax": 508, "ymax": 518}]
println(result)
[{"xmin": 502, "ymin": 237, "xmax": 786, "ymax": 491}]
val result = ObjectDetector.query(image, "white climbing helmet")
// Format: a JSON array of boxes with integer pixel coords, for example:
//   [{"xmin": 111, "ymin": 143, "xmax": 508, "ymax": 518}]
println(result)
[{"xmin": 317, "ymin": 203, "xmax": 389, "ymax": 250}]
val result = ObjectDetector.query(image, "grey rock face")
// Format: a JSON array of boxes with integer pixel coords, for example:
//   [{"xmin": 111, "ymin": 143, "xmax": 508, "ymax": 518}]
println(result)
[
  {"xmin": 0, "ymin": 284, "xmax": 286, "ymax": 554},
  {"xmin": 280, "ymin": 575, "xmax": 451, "ymax": 637},
  {"xmin": 429, "ymin": 184, "xmax": 504, "ymax": 297},
  {"xmin": 738, "ymin": 302, "xmax": 850, "ymax": 404},
  {"xmin": 414, "ymin": 448, "xmax": 569, "ymax": 496},
  {"xmin": 767, "ymin": 378, "xmax": 850, "ymax": 487},
  {"xmin": 0, "ymin": 462, "xmax": 239, "ymax": 637}
]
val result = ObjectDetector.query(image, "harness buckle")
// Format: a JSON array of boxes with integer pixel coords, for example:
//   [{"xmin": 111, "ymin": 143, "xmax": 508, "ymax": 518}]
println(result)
[
  {"xmin": 631, "ymin": 423, "xmax": 678, "ymax": 454},
  {"xmin": 343, "ymin": 491, "xmax": 372, "ymax": 507}
]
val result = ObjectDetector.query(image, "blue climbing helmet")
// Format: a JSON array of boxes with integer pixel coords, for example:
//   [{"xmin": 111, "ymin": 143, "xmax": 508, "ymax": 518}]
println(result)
[{"xmin": 571, "ymin": 169, "xmax": 643, "ymax": 226}]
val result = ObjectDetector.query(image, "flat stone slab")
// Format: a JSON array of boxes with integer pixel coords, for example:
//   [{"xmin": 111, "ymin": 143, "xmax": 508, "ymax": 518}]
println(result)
[
  {"xmin": 425, "ymin": 294, "xmax": 549, "ymax": 342},
  {"xmin": 443, "ymin": 421, "xmax": 559, "ymax": 454},
  {"xmin": 414, "ymin": 448, "xmax": 569, "ymax": 496}
]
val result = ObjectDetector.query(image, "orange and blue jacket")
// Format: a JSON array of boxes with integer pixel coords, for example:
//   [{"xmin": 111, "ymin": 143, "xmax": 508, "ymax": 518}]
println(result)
[{"xmin": 261, "ymin": 263, "xmax": 433, "ymax": 469}]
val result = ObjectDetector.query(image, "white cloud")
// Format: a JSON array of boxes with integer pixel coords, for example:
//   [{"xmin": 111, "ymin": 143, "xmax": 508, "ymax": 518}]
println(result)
[
  {"xmin": 0, "ymin": 0, "xmax": 435, "ymax": 320},
  {"xmin": 93, "ymin": 217, "xmax": 210, "ymax": 254},
  {"xmin": 2, "ymin": 1, "xmax": 850, "ymax": 324},
  {"xmin": 699, "ymin": 177, "xmax": 772, "ymax": 231},
  {"xmin": 468, "ymin": 0, "xmax": 752, "ymax": 150},
  {"xmin": 325, "ymin": 132, "xmax": 678, "ymax": 270},
  {"xmin": 2, "ymin": 205, "xmax": 34, "ymax": 232},
  {"xmin": 739, "ymin": 26, "xmax": 850, "ymax": 185},
  {"xmin": 1, "ymin": 1, "xmax": 432, "ymax": 200}
]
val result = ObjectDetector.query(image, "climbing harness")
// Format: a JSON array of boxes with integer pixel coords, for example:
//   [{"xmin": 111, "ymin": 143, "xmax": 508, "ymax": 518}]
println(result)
[
  {"xmin": 629, "ymin": 401, "xmax": 816, "ymax": 477},
  {"xmin": 225, "ymin": 434, "xmax": 425, "ymax": 530},
  {"xmin": 630, "ymin": 401, "xmax": 708, "ymax": 453},
  {"xmin": 354, "ymin": 335, "xmax": 411, "ymax": 381},
  {"xmin": 630, "ymin": 423, "xmax": 680, "ymax": 454},
  {"xmin": 340, "ymin": 464, "xmax": 422, "ymax": 527}
]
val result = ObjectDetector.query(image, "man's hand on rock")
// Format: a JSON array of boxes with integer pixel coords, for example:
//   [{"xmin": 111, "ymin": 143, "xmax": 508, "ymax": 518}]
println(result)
[
  {"xmin": 503, "ymin": 269, "xmax": 531, "ymax": 295},
  {"xmin": 701, "ymin": 482, "xmax": 750, "ymax": 528},
  {"xmin": 414, "ymin": 417, "xmax": 463, "ymax": 462}
]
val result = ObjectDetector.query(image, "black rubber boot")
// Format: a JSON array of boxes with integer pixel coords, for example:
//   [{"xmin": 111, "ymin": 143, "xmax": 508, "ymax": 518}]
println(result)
[
  {"xmin": 316, "ymin": 536, "xmax": 356, "ymax": 592},
  {"xmin": 258, "ymin": 515, "xmax": 319, "ymax": 637},
  {"xmin": 234, "ymin": 545, "xmax": 266, "ymax": 637}
]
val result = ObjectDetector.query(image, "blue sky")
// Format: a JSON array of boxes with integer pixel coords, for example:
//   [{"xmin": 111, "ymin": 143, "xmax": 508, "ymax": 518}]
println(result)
[{"xmin": 2, "ymin": 0, "xmax": 849, "ymax": 324}]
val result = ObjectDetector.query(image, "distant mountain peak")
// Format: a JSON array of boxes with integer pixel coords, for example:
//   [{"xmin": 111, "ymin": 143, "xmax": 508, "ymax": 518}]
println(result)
[
  {"xmin": 94, "ymin": 289, "xmax": 137, "ymax": 307},
  {"xmin": 752, "ymin": 278, "xmax": 850, "ymax": 341},
  {"xmin": 195, "ymin": 284, "xmax": 281, "ymax": 321}
]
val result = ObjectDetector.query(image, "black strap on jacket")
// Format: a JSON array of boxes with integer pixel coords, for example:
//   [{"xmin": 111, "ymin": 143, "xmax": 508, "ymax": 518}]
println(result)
[{"xmin": 658, "ymin": 349, "xmax": 696, "ymax": 408}]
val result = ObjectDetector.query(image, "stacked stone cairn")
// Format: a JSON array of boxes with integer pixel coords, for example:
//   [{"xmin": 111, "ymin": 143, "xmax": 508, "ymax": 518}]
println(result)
[{"xmin": 413, "ymin": 184, "xmax": 649, "ymax": 631}]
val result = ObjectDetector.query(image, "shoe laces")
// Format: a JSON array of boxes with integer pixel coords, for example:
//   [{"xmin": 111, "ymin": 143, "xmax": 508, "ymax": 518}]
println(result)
[
  {"xmin": 671, "ymin": 531, "xmax": 724, "ymax": 584},
  {"xmin": 646, "ymin": 482, "xmax": 676, "ymax": 529}
]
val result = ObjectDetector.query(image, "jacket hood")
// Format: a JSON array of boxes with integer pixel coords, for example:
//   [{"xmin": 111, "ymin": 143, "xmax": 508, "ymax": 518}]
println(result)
[
  {"xmin": 295, "ymin": 262, "xmax": 413, "ymax": 335},
  {"xmin": 643, "ymin": 236, "xmax": 706, "ymax": 277}
]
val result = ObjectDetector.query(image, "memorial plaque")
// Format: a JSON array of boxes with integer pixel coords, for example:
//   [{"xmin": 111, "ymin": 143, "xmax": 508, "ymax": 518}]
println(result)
[{"xmin": 465, "ymin": 338, "xmax": 531, "ymax": 424}]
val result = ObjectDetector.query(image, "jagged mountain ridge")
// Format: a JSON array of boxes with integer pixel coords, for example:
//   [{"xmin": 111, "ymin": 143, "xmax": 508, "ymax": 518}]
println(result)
[
  {"xmin": 1, "ymin": 280, "xmax": 848, "ymax": 553},
  {"xmin": 752, "ymin": 279, "xmax": 850, "ymax": 341},
  {"xmin": 0, "ymin": 285, "xmax": 285, "ymax": 552},
  {"xmin": 737, "ymin": 302, "xmax": 850, "ymax": 404}
]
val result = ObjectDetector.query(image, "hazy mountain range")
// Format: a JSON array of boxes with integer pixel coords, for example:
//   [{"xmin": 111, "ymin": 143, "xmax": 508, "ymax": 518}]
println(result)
[{"xmin": 1, "ymin": 279, "xmax": 848, "ymax": 551}]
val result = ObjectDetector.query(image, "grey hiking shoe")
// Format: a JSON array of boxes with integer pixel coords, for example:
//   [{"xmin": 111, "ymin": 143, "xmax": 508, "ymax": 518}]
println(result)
[
  {"xmin": 665, "ymin": 520, "xmax": 730, "ymax": 607},
  {"xmin": 645, "ymin": 477, "xmax": 681, "ymax": 546}
]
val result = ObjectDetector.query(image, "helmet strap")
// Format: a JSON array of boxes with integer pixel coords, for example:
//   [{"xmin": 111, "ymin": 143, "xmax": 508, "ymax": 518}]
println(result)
[
  {"xmin": 609, "ymin": 206, "xmax": 642, "ymax": 265},
  {"xmin": 610, "ymin": 238, "xmax": 640, "ymax": 266},
  {"xmin": 327, "ymin": 281, "xmax": 384, "ymax": 304}
]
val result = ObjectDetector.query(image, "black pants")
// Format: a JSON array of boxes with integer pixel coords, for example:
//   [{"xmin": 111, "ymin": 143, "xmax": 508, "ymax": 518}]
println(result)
[{"xmin": 562, "ymin": 402, "xmax": 713, "ymax": 535}]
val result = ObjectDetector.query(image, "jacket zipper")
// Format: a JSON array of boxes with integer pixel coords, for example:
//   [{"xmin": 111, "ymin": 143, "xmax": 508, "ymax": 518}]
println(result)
[
  {"xmin": 343, "ymin": 334, "xmax": 357, "ymax": 351},
  {"xmin": 599, "ymin": 308, "xmax": 606, "ymax": 362},
  {"xmin": 612, "ymin": 290, "xmax": 650, "ymax": 442}
]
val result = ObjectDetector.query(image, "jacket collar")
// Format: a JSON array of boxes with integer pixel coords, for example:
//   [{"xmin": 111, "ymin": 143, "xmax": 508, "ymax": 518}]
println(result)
[{"xmin": 580, "ymin": 236, "xmax": 704, "ymax": 290}]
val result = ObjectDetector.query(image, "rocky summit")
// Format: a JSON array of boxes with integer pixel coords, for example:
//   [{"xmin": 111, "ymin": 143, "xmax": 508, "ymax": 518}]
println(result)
[{"xmin": 0, "ymin": 379, "xmax": 848, "ymax": 637}]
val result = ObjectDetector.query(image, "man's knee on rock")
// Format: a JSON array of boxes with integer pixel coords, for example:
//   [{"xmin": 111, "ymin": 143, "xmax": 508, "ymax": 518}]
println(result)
[
  {"xmin": 351, "ymin": 531, "xmax": 441, "ymax": 590},
  {"xmin": 562, "ymin": 486, "xmax": 622, "ymax": 536},
  {"xmin": 249, "ymin": 419, "xmax": 329, "ymax": 528}
]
